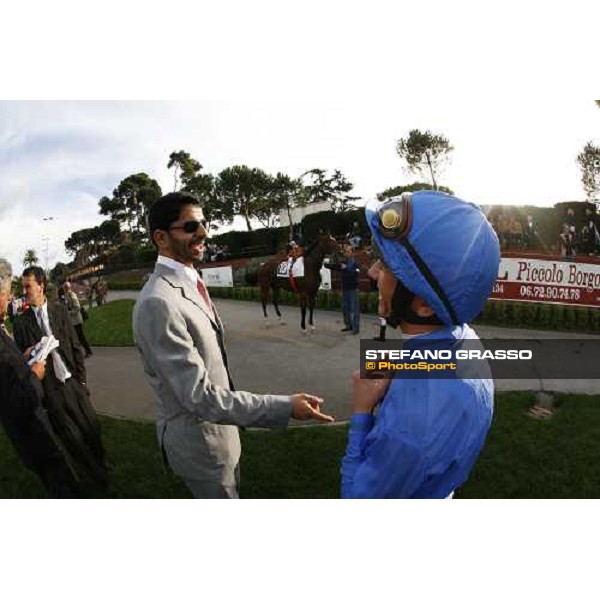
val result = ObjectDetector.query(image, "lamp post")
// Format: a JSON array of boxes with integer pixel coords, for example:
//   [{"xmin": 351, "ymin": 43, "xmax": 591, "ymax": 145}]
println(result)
[{"xmin": 42, "ymin": 217, "xmax": 55, "ymax": 272}]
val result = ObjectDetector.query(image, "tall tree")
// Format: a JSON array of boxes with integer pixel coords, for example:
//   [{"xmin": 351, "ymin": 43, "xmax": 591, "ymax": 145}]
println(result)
[
  {"xmin": 299, "ymin": 168, "xmax": 360, "ymax": 212},
  {"xmin": 186, "ymin": 172, "xmax": 225, "ymax": 231},
  {"xmin": 577, "ymin": 142, "xmax": 600, "ymax": 204},
  {"xmin": 50, "ymin": 262, "xmax": 68, "ymax": 282},
  {"xmin": 65, "ymin": 228, "xmax": 96, "ymax": 264},
  {"xmin": 267, "ymin": 172, "xmax": 302, "ymax": 233},
  {"xmin": 396, "ymin": 129, "xmax": 454, "ymax": 190},
  {"xmin": 214, "ymin": 166, "xmax": 272, "ymax": 231},
  {"xmin": 168, "ymin": 150, "xmax": 231, "ymax": 232},
  {"xmin": 99, "ymin": 173, "xmax": 162, "ymax": 238},
  {"xmin": 167, "ymin": 150, "xmax": 202, "ymax": 191},
  {"xmin": 98, "ymin": 219, "xmax": 122, "ymax": 251},
  {"xmin": 22, "ymin": 249, "xmax": 39, "ymax": 267},
  {"xmin": 377, "ymin": 181, "xmax": 454, "ymax": 201}
]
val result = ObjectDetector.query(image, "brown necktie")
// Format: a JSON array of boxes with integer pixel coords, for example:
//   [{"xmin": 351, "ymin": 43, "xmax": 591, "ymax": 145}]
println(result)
[{"xmin": 196, "ymin": 279, "xmax": 214, "ymax": 316}]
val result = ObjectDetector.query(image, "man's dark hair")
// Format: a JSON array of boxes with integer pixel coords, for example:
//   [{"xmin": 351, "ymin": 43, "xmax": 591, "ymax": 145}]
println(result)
[
  {"xmin": 22, "ymin": 266, "xmax": 47, "ymax": 293},
  {"xmin": 148, "ymin": 192, "xmax": 201, "ymax": 246}
]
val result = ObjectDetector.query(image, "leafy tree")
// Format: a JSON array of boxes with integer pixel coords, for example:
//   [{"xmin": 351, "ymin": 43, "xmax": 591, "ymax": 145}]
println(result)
[
  {"xmin": 187, "ymin": 173, "xmax": 227, "ymax": 232},
  {"xmin": 168, "ymin": 149, "xmax": 232, "ymax": 232},
  {"xmin": 214, "ymin": 165, "xmax": 272, "ymax": 231},
  {"xmin": 299, "ymin": 168, "xmax": 360, "ymax": 212},
  {"xmin": 267, "ymin": 172, "xmax": 303, "ymax": 234},
  {"xmin": 65, "ymin": 220, "xmax": 122, "ymax": 266},
  {"xmin": 99, "ymin": 173, "xmax": 162, "ymax": 237},
  {"xmin": 98, "ymin": 219, "xmax": 121, "ymax": 248},
  {"xmin": 182, "ymin": 171, "xmax": 223, "ymax": 231},
  {"xmin": 64, "ymin": 228, "xmax": 97, "ymax": 265},
  {"xmin": 50, "ymin": 262, "xmax": 68, "ymax": 283},
  {"xmin": 98, "ymin": 195, "xmax": 126, "ymax": 225},
  {"xmin": 577, "ymin": 142, "xmax": 600, "ymax": 203},
  {"xmin": 22, "ymin": 249, "xmax": 39, "ymax": 267},
  {"xmin": 396, "ymin": 129, "xmax": 454, "ymax": 190},
  {"xmin": 377, "ymin": 181, "xmax": 454, "ymax": 201},
  {"xmin": 167, "ymin": 150, "xmax": 202, "ymax": 191}
]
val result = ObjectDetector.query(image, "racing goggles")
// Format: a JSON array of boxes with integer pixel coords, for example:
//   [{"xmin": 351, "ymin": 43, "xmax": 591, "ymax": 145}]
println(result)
[{"xmin": 376, "ymin": 193, "xmax": 413, "ymax": 240}]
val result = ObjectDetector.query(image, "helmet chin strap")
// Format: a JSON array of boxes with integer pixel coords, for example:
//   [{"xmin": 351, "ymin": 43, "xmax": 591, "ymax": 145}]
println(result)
[{"xmin": 386, "ymin": 281, "xmax": 443, "ymax": 329}]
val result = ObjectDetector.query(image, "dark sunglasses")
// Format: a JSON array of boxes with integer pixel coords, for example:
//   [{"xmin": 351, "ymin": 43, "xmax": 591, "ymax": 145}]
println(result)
[
  {"xmin": 169, "ymin": 219, "xmax": 207, "ymax": 234},
  {"xmin": 376, "ymin": 193, "xmax": 413, "ymax": 240}
]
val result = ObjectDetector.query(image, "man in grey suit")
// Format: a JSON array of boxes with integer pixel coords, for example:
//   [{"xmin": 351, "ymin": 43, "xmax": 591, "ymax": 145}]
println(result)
[{"xmin": 133, "ymin": 192, "xmax": 333, "ymax": 498}]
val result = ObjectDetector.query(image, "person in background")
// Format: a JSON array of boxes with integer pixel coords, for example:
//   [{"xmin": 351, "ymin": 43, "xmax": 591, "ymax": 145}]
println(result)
[
  {"xmin": 86, "ymin": 284, "xmax": 94, "ymax": 311},
  {"xmin": 63, "ymin": 281, "xmax": 93, "ymax": 358},
  {"xmin": 13, "ymin": 267, "xmax": 108, "ymax": 493},
  {"xmin": 7, "ymin": 294, "xmax": 20, "ymax": 325},
  {"xmin": 497, "ymin": 214, "xmax": 510, "ymax": 249},
  {"xmin": 523, "ymin": 214, "xmax": 539, "ymax": 250},
  {"xmin": 57, "ymin": 284, "xmax": 66, "ymax": 306},
  {"xmin": 509, "ymin": 217, "xmax": 523, "ymax": 248},
  {"xmin": 583, "ymin": 205, "xmax": 599, "ymax": 256},
  {"xmin": 566, "ymin": 208, "xmax": 577, "ymax": 256},
  {"xmin": 0, "ymin": 257, "xmax": 80, "ymax": 498},
  {"xmin": 347, "ymin": 222, "xmax": 363, "ymax": 249},
  {"xmin": 325, "ymin": 244, "xmax": 361, "ymax": 334}
]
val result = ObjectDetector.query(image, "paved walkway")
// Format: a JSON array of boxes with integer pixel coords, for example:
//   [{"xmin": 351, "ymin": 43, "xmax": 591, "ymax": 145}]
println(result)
[{"xmin": 86, "ymin": 294, "xmax": 600, "ymax": 422}]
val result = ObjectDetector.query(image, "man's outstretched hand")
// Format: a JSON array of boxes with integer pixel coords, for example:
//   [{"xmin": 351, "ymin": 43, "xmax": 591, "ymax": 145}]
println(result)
[{"xmin": 291, "ymin": 394, "xmax": 334, "ymax": 423}]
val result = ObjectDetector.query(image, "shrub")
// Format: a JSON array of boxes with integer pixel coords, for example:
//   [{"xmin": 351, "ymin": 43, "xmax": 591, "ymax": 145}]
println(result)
[{"xmin": 187, "ymin": 286, "xmax": 600, "ymax": 334}]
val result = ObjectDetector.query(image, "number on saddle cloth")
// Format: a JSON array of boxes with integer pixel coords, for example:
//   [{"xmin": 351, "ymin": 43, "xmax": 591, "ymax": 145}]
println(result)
[{"xmin": 276, "ymin": 257, "xmax": 305, "ymax": 278}]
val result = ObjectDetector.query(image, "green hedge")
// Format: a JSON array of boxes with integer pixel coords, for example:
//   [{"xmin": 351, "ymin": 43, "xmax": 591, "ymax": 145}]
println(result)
[
  {"xmin": 210, "ymin": 226, "xmax": 289, "ymax": 256},
  {"xmin": 107, "ymin": 281, "xmax": 145, "ymax": 291},
  {"xmin": 207, "ymin": 286, "xmax": 600, "ymax": 333},
  {"xmin": 105, "ymin": 279, "xmax": 600, "ymax": 333},
  {"xmin": 473, "ymin": 299, "xmax": 600, "ymax": 331}
]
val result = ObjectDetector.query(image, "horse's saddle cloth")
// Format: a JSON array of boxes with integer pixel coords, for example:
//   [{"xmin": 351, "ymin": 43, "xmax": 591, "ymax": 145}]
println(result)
[{"xmin": 276, "ymin": 257, "xmax": 305, "ymax": 278}]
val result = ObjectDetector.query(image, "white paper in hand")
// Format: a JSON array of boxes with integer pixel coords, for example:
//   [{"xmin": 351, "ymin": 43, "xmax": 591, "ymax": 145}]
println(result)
[{"xmin": 27, "ymin": 335, "xmax": 60, "ymax": 366}]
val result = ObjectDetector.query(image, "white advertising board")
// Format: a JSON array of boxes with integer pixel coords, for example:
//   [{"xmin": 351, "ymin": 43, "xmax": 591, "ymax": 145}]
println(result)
[{"xmin": 202, "ymin": 266, "xmax": 234, "ymax": 288}]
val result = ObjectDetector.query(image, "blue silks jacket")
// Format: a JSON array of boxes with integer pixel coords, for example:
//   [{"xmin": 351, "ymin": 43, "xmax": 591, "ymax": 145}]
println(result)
[{"xmin": 341, "ymin": 325, "xmax": 494, "ymax": 499}]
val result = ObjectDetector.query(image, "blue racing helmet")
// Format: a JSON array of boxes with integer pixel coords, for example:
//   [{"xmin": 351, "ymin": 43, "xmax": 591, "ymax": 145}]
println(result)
[{"xmin": 366, "ymin": 191, "xmax": 500, "ymax": 325}]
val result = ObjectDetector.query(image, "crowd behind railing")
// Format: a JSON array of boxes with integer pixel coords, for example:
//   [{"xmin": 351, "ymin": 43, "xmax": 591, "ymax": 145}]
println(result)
[
  {"xmin": 489, "ymin": 206, "xmax": 600, "ymax": 258},
  {"xmin": 203, "ymin": 243, "xmax": 231, "ymax": 263}
]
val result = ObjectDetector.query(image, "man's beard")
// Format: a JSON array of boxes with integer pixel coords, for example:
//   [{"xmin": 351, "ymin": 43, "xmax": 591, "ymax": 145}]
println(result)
[{"xmin": 171, "ymin": 237, "xmax": 204, "ymax": 264}]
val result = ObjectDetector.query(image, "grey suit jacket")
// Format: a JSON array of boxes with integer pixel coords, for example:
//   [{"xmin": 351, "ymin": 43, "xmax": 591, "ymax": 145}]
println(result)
[{"xmin": 132, "ymin": 262, "xmax": 292, "ymax": 485}]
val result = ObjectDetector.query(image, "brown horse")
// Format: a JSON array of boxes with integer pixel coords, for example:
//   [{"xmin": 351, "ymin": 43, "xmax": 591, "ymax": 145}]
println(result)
[{"xmin": 258, "ymin": 233, "xmax": 340, "ymax": 332}]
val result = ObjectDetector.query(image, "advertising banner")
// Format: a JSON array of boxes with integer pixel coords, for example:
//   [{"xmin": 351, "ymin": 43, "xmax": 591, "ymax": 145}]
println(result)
[
  {"xmin": 319, "ymin": 264, "xmax": 332, "ymax": 291},
  {"xmin": 491, "ymin": 256, "xmax": 600, "ymax": 308},
  {"xmin": 201, "ymin": 265, "xmax": 234, "ymax": 287}
]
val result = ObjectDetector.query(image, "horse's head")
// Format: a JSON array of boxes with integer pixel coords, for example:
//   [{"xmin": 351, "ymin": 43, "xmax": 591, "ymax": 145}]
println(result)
[
  {"xmin": 315, "ymin": 233, "xmax": 344, "ymax": 265},
  {"xmin": 315, "ymin": 231, "xmax": 340, "ymax": 254}
]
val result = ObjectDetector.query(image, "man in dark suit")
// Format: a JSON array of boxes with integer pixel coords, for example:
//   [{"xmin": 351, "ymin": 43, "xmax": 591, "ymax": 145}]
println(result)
[
  {"xmin": 0, "ymin": 258, "xmax": 80, "ymax": 498},
  {"xmin": 13, "ymin": 266, "xmax": 108, "ymax": 492}
]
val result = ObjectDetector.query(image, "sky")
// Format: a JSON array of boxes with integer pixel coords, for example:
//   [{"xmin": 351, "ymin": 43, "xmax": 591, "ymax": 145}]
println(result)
[{"xmin": 0, "ymin": 98, "xmax": 598, "ymax": 272}]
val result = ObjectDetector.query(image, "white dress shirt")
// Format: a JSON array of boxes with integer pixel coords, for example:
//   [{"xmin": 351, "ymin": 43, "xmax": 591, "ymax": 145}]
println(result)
[
  {"xmin": 156, "ymin": 255, "xmax": 213, "ymax": 313},
  {"xmin": 35, "ymin": 301, "xmax": 71, "ymax": 383}
]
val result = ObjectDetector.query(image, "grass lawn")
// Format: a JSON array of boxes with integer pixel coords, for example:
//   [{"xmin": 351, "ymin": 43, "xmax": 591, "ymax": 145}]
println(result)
[
  {"xmin": 1, "ymin": 391, "xmax": 600, "ymax": 498},
  {"xmin": 84, "ymin": 299, "xmax": 135, "ymax": 346}
]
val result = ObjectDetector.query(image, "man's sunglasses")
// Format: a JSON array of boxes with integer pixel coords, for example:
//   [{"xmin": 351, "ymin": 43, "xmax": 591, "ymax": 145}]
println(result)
[{"xmin": 169, "ymin": 219, "xmax": 207, "ymax": 234}]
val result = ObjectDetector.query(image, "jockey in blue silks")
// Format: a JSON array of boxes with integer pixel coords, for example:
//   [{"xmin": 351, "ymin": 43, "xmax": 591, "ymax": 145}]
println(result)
[{"xmin": 341, "ymin": 191, "xmax": 501, "ymax": 498}]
